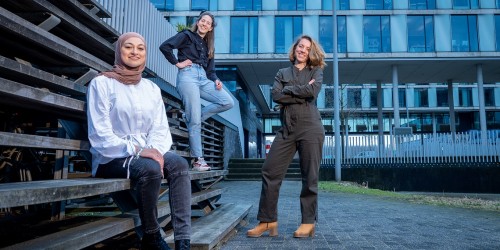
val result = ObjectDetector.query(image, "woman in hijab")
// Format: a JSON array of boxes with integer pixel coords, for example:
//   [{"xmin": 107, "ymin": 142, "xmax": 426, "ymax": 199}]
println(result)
[{"xmin": 87, "ymin": 32, "xmax": 190, "ymax": 250}]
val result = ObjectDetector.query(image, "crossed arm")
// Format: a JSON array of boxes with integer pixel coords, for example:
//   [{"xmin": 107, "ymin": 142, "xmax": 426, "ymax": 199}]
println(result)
[{"xmin": 271, "ymin": 67, "xmax": 323, "ymax": 105}]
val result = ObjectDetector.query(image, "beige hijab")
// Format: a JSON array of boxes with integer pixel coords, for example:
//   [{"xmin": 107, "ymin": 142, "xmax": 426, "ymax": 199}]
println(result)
[{"xmin": 100, "ymin": 32, "xmax": 147, "ymax": 85}]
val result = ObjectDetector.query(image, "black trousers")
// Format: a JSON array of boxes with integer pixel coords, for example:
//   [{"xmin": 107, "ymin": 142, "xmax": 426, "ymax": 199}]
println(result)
[
  {"xmin": 96, "ymin": 152, "xmax": 191, "ymax": 240},
  {"xmin": 257, "ymin": 119, "xmax": 324, "ymax": 224}
]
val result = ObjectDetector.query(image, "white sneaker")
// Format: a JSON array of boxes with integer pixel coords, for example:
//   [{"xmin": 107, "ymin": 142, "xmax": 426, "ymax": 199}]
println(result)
[{"xmin": 192, "ymin": 157, "xmax": 211, "ymax": 171}]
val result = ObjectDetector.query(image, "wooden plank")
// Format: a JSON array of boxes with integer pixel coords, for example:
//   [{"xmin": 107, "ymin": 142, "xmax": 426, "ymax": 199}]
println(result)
[
  {"xmin": 189, "ymin": 170, "xmax": 227, "ymax": 181},
  {"xmin": 201, "ymin": 121, "xmax": 223, "ymax": 132},
  {"xmin": 30, "ymin": 0, "xmax": 115, "ymax": 55},
  {"xmin": 171, "ymin": 149, "xmax": 190, "ymax": 157},
  {"xmin": 167, "ymin": 117, "xmax": 181, "ymax": 126},
  {"xmin": 77, "ymin": 0, "xmax": 113, "ymax": 18},
  {"xmin": 0, "ymin": 178, "xmax": 129, "ymax": 208},
  {"xmin": 0, "ymin": 77, "xmax": 85, "ymax": 113},
  {"xmin": 0, "ymin": 132, "xmax": 89, "ymax": 151},
  {"xmin": 166, "ymin": 203, "xmax": 252, "ymax": 250},
  {"xmin": 203, "ymin": 148, "xmax": 222, "ymax": 153},
  {"xmin": 3, "ymin": 184, "xmax": 228, "ymax": 249},
  {"xmin": 202, "ymin": 141, "xmax": 223, "ymax": 147},
  {"xmin": 5, "ymin": 201, "xmax": 171, "ymax": 250},
  {"xmin": 170, "ymin": 127, "xmax": 189, "ymax": 138},
  {"xmin": 0, "ymin": 55, "xmax": 87, "ymax": 96},
  {"xmin": 201, "ymin": 134, "xmax": 221, "ymax": 142},
  {"xmin": 190, "ymin": 188, "xmax": 224, "ymax": 204},
  {"xmin": 172, "ymin": 141, "xmax": 189, "ymax": 147},
  {"xmin": 201, "ymin": 127, "xmax": 220, "ymax": 136},
  {"xmin": 0, "ymin": 6, "xmax": 111, "ymax": 72},
  {"xmin": 163, "ymin": 98, "xmax": 182, "ymax": 110},
  {"xmin": 0, "ymin": 171, "xmax": 227, "ymax": 208},
  {"xmin": 55, "ymin": 0, "xmax": 119, "ymax": 38}
]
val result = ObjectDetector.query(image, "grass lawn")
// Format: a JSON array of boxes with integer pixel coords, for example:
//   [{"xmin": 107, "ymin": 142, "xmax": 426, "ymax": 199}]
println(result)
[{"xmin": 319, "ymin": 181, "xmax": 500, "ymax": 212}]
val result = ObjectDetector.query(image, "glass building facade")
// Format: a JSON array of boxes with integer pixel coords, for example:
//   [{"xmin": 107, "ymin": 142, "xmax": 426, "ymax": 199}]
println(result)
[{"xmin": 154, "ymin": 0, "xmax": 500, "ymax": 139}]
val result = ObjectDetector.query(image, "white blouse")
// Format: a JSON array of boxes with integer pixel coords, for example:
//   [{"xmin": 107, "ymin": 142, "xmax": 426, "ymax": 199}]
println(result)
[{"xmin": 87, "ymin": 75, "xmax": 172, "ymax": 176}]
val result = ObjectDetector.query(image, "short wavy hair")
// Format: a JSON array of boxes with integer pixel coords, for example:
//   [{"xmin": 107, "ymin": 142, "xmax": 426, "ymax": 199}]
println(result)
[{"xmin": 288, "ymin": 35, "xmax": 327, "ymax": 69}]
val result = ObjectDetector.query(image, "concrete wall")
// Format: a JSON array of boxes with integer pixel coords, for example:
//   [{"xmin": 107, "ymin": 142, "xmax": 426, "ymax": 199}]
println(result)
[{"xmin": 320, "ymin": 164, "xmax": 500, "ymax": 193}]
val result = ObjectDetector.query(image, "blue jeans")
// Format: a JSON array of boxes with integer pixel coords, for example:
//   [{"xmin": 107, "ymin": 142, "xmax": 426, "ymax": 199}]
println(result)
[
  {"xmin": 96, "ymin": 152, "xmax": 191, "ymax": 240},
  {"xmin": 176, "ymin": 64, "xmax": 234, "ymax": 158}
]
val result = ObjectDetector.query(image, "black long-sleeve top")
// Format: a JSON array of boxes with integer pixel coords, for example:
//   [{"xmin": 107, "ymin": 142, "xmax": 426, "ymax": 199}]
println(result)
[{"xmin": 159, "ymin": 30, "xmax": 219, "ymax": 82}]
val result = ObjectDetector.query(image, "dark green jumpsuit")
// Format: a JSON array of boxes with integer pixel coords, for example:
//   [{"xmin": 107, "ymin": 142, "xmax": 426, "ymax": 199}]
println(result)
[{"xmin": 257, "ymin": 65, "xmax": 325, "ymax": 224}]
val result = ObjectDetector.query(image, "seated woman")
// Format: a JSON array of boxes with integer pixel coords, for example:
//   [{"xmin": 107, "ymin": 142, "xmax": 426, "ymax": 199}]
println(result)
[{"xmin": 87, "ymin": 32, "xmax": 191, "ymax": 250}]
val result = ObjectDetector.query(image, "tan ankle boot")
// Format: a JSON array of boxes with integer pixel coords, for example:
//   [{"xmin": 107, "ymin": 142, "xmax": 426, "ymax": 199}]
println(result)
[
  {"xmin": 246, "ymin": 222, "xmax": 278, "ymax": 237},
  {"xmin": 293, "ymin": 223, "xmax": 315, "ymax": 238}
]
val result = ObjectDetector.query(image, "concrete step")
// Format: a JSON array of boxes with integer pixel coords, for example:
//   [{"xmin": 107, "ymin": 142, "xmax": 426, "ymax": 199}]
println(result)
[
  {"xmin": 225, "ymin": 173, "xmax": 302, "ymax": 181},
  {"xmin": 228, "ymin": 168, "xmax": 301, "ymax": 174},
  {"xmin": 228, "ymin": 162, "xmax": 300, "ymax": 169},
  {"xmin": 229, "ymin": 158, "xmax": 301, "ymax": 164},
  {"xmin": 227, "ymin": 158, "xmax": 302, "ymax": 181}
]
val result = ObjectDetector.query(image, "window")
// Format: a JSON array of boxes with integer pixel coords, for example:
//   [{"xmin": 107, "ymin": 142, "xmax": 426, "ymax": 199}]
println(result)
[
  {"xmin": 487, "ymin": 112, "xmax": 500, "ymax": 129},
  {"xmin": 484, "ymin": 87, "xmax": 495, "ymax": 106},
  {"xmin": 496, "ymin": 15, "xmax": 500, "ymax": 51},
  {"xmin": 414, "ymin": 88, "xmax": 428, "ymax": 107},
  {"xmin": 323, "ymin": 0, "xmax": 350, "ymax": 10},
  {"xmin": 278, "ymin": 0, "xmax": 305, "ymax": 10},
  {"xmin": 319, "ymin": 16, "xmax": 333, "ymax": 53},
  {"xmin": 451, "ymin": 15, "xmax": 479, "ymax": 52},
  {"xmin": 319, "ymin": 16, "xmax": 347, "ymax": 53},
  {"xmin": 409, "ymin": 0, "xmax": 436, "ymax": 9},
  {"xmin": 325, "ymin": 88, "xmax": 334, "ymax": 108},
  {"xmin": 347, "ymin": 89, "xmax": 362, "ymax": 108},
  {"xmin": 235, "ymin": 0, "xmax": 262, "ymax": 11},
  {"xmin": 338, "ymin": 16, "xmax": 347, "ymax": 53},
  {"xmin": 436, "ymin": 114, "xmax": 451, "ymax": 132},
  {"xmin": 369, "ymin": 88, "xmax": 381, "ymax": 107},
  {"xmin": 421, "ymin": 114, "xmax": 433, "ymax": 132},
  {"xmin": 407, "ymin": 16, "xmax": 435, "ymax": 52},
  {"xmin": 399, "ymin": 89, "xmax": 406, "ymax": 107},
  {"xmin": 363, "ymin": 16, "xmax": 391, "ymax": 53},
  {"xmin": 453, "ymin": 0, "xmax": 479, "ymax": 9},
  {"xmin": 191, "ymin": 0, "xmax": 209, "ymax": 10},
  {"xmin": 365, "ymin": 0, "xmax": 392, "ymax": 10},
  {"xmin": 151, "ymin": 0, "xmax": 174, "ymax": 10},
  {"xmin": 230, "ymin": 17, "xmax": 258, "ymax": 53},
  {"xmin": 436, "ymin": 88, "xmax": 448, "ymax": 107},
  {"xmin": 458, "ymin": 88, "xmax": 473, "ymax": 107},
  {"xmin": 275, "ymin": 16, "xmax": 302, "ymax": 53}
]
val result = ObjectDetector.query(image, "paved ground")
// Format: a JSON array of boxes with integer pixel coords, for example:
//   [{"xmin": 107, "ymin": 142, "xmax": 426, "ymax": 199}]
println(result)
[{"xmin": 216, "ymin": 180, "xmax": 500, "ymax": 250}]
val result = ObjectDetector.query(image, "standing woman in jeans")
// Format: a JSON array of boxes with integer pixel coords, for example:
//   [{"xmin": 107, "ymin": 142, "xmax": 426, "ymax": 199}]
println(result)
[
  {"xmin": 160, "ymin": 11, "xmax": 234, "ymax": 171},
  {"xmin": 247, "ymin": 35, "xmax": 326, "ymax": 239},
  {"xmin": 87, "ymin": 32, "xmax": 191, "ymax": 249}
]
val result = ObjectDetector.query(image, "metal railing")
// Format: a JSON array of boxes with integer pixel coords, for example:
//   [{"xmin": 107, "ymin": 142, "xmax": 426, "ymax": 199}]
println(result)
[{"xmin": 322, "ymin": 130, "xmax": 500, "ymax": 166}]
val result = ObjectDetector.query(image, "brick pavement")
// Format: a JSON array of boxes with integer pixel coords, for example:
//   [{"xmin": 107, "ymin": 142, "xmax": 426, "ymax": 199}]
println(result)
[{"xmin": 216, "ymin": 180, "xmax": 500, "ymax": 250}]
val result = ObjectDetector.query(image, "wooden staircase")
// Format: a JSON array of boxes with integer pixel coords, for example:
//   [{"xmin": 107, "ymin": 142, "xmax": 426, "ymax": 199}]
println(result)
[{"xmin": 0, "ymin": 0, "xmax": 248, "ymax": 249}]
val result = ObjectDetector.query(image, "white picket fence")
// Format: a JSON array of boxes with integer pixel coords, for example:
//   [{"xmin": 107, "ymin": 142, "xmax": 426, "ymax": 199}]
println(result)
[{"xmin": 322, "ymin": 130, "xmax": 500, "ymax": 165}]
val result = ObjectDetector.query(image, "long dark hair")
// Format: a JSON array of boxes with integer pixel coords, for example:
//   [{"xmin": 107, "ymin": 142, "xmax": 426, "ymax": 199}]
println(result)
[{"xmin": 191, "ymin": 11, "xmax": 216, "ymax": 59}]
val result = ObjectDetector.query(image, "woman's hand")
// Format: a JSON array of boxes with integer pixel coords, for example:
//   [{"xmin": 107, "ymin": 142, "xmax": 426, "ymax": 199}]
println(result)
[
  {"xmin": 176, "ymin": 59, "xmax": 193, "ymax": 69},
  {"xmin": 139, "ymin": 148, "xmax": 165, "ymax": 177},
  {"xmin": 308, "ymin": 79, "xmax": 315, "ymax": 85},
  {"xmin": 215, "ymin": 79, "xmax": 223, "ymax": 90}
]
